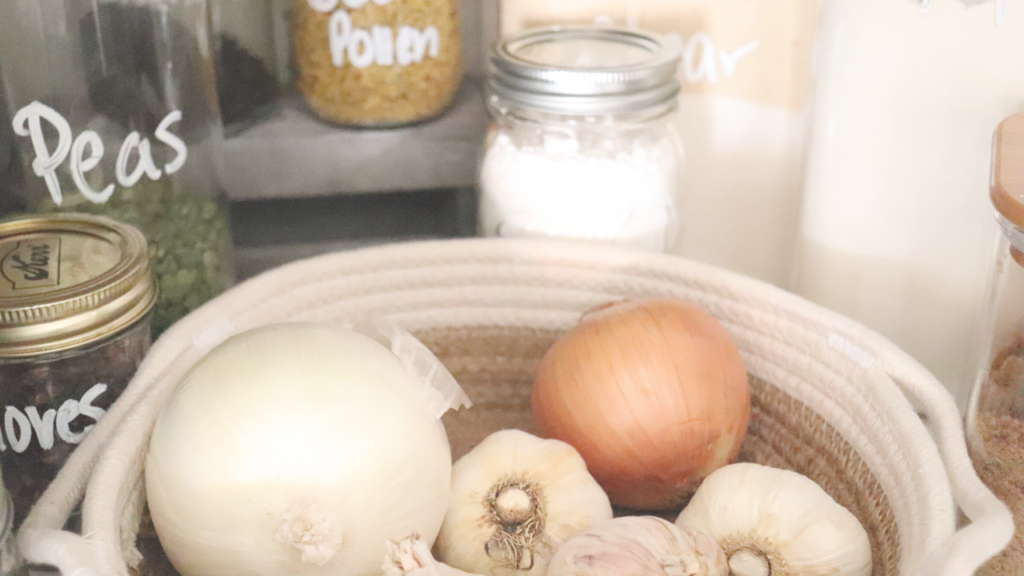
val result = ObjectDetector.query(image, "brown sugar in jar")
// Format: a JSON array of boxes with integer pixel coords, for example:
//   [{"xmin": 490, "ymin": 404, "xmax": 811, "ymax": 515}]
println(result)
[
  {"xmin": 0, "ymin": 213, "xmax": 156, "ymax": 527},
  {"xmin": 292, "ymin": 0, "xmax": 463, "ymax": 127}
]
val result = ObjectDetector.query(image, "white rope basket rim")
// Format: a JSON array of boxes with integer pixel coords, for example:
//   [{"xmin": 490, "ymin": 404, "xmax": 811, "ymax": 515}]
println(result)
[{"xmin": 12, "ymin": 237, "xmax": 1013, "ymax": 576}]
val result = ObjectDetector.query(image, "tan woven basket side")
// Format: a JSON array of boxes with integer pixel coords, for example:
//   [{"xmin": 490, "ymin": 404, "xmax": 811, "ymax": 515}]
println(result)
[
  {"xmin": 15, "ymin": 238, "xmax": 1009, "ymax": 576},
  {"xmin": 421, "ymin": 324, "xmax": 901, "ymax": 576},
  {"xmin": 130, "ymin": 323, "xmax": 900, "ymax": 576},
  {"xmin": 123, "ymin": 319, "xmax": 897, "ymax": 569},
  {"xmin": 740, "ymin": 379, "xmax": 900, "ymax": 576},
  {"xmin": 128, "ymin": 325, "xmax": 905, "ymax": 573}
]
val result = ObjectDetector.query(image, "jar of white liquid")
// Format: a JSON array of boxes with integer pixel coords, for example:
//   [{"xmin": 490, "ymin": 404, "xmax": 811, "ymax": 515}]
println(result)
[
  {"xmin": 478, "ymin": 26, "xmax": 682, "ymax": 252},
  {"xmin": 792, "ymin": 0, "xmax": 1024, "ymax": 408}
]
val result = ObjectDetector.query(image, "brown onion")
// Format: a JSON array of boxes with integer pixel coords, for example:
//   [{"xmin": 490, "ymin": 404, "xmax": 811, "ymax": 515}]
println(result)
[{"xmin": 530, "ymin": 298, "xmax": 750, "ymax": 510}]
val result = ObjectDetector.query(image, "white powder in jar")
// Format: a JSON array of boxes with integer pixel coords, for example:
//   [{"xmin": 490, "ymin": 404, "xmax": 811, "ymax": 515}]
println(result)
[{"xmin": 478, "ymin": 131, "xmax": 678, "ymax": 252}]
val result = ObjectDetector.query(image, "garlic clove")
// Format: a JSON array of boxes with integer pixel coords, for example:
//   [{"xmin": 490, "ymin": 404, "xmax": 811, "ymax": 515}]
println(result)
[
  {"xmin": 383, "ymin": 533, "xmax": 484, "ymax": 576},
  {"xmin": 546, "ymin": 516, "xmax": 728, "ymax": 576},
  {"xmin": 676, "ymin": 463, "xmax": 872, "ymax": 576},
  {"xmin": 436, "ymin": 429, "xmax": 613, "ymax": 576}
]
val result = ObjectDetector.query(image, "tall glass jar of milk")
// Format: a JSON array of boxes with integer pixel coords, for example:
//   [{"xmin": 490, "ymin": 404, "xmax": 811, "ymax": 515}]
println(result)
[
  {"xmin": 792, "ymin": 0, "xmax": 1024, "ymax": 408},
  {"xmin": 479, "ymin": 26, "xmax": 682, "ymax": 252}
]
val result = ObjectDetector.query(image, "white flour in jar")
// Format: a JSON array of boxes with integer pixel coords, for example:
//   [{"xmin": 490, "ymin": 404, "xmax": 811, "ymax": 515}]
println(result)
[
  {"xmin": 478, "ymin": 131, "xmax": 678, "ymax": 252},
  {"xmin": 499, "ymin": 0, "xmax": 820, "ymax": 285}
]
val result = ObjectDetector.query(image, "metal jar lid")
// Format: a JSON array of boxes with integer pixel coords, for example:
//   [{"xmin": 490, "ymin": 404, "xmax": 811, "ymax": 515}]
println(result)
[
  {"xmin": 488, "ymin": 26, "xmax": 682, "ymax": 116},
  {"xmin": 0, "ymin": 213, "xmax": 157, "ymax": 357}
]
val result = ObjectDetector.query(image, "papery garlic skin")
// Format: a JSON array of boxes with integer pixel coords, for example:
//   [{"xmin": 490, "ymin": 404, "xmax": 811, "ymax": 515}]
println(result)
[
  {"xmin": 676, "ymin": 463, "xmax": 872, "ymax": 576},
  {"xmin": 436, "ymin": 429, "xmax": 613, "ymax": 576},
  {"xmin": 383, "ymin": 534, "xmax": 483, "ymax": 576},
  {"xmin": 546, "ymin": 516, "xmax": 728, "ymax": 576}
]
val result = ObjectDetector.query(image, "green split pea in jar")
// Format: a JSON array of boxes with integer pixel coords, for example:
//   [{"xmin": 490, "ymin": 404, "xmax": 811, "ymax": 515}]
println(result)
[{"xmin": 0, "ymin": 213, "xmax": 157, "ymax": 527}]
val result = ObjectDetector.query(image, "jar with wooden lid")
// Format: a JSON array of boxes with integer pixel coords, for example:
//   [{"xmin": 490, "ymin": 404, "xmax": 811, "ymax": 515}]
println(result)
[
  {"xmin": 0, "ymin": 213, "xmax": 157, "ymax": 528},
  {"xmin": 966, "ymin": 113, "xmax": 1024, "ymax": 575},
  {"xmin": 292, "ymin": 0, "xmax": 464, "ymax": 126}
]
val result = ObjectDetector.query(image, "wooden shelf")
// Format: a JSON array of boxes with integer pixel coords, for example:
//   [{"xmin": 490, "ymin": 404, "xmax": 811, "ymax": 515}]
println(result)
[
  {"xmin": 230, "ymin": 187, "xmax": 479, "ymax": 279},
  {"xmin": 220, "ymin": 78, "xmax": 489, "ymax": 201}
]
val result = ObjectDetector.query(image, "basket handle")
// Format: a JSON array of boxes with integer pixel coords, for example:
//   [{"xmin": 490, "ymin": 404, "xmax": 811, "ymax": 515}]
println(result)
[
  {"xmin": 16, "ymin": 528, "xmax": 109, "ymax": 576},
  {"xmin": 14, "ymin": 312, "xmax": 224, "ymax": 574},
  {"xmin": 850, "ymin": 324, "xmax": 1014, "ymax": 575}
]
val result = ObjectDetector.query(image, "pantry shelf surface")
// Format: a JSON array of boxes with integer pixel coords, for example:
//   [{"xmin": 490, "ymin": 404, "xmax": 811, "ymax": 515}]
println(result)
[
  {"xmin": 221, "ymin": 79, "xmax": 489, "ymax": 201},
  {"xmin": 230, "ymin": 187, "xmax": 479, "ymax": 279}
]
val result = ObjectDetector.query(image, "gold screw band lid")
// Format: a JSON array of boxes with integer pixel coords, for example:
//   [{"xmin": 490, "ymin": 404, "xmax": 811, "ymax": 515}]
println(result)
[{"xmin": 0, "ymin": 213, "xmax": 157, "ymax": 357}]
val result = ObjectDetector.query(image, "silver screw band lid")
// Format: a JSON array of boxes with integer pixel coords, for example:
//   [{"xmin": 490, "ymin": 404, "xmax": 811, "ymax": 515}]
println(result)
[{"xmin": 488, "ymin": 26, "xmax": 682, "ymax": 116}]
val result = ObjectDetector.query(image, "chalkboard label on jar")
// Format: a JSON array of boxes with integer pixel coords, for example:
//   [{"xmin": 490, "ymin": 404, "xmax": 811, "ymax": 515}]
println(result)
[
  {"xmin": 11, "ymin": 102, "xmax": 188, "ymax": 207},
  {"xmin": 0, "ymin": 383, "xmax": 107, "ymax": 453}
]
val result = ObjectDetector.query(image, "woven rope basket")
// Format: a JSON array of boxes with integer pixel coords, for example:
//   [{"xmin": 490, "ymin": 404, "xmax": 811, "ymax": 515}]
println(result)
[{"xmin": 13, "ymin": 238, "xmax": 1013, "ymax": 576}]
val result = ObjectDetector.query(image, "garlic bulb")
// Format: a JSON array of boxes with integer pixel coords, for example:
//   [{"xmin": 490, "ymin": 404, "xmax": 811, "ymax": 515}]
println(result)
[
  {"xmin": 547, "ymin": 516, "xmax": 728, "ymax": 576},
  {"xmin": 383, "ymin": 534, "xmax": 482, "ymax": 576},
  {"xmin": 675, "ymin": 463, "xmax": 872, "ymax": 576},
  {"xmin": 435, "ymin": 429, "xmax": 613, "ymax": 575}
]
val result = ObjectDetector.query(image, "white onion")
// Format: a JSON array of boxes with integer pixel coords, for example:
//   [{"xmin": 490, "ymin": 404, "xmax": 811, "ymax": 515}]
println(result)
[{"xmin": 145, "ymin": 322, "xmax": 457, "ymax": 576}]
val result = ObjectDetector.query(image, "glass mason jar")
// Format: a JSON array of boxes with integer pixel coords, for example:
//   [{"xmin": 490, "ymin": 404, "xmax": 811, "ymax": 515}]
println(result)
[
  {"xmin": 498, "ymin": 0, "xmax": 820, "ymax": 288},
  {"xmin": 292, "ymin": 0, "xmax": 464, "ymax": 127},
  {"xmin": 211, "ymin": 0, "xmax": 286, "ymax": 135},
  {"xmin": 479, "ymin": 26, "xmax": 682, "ymax": 253},
  {"xmin": 966, "ymin": 112, "xmax": 1024, "ymax": 575},
  {"xmin": 0, "ymin": 83, "xmax": 20, "ymax": 217},
  {"xmin": 0, "ymin": 213, "xmax": 156, "ymax": 528},
  {"xmin": 0, "ymin": 0, "xmax": 235, "ymax": 336}
]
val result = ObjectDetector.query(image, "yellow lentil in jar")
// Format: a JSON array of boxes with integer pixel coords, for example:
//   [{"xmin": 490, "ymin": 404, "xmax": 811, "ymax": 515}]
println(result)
[{"xmin": 292, "ymin": 0, "xmax": 463, "ymax": 127}]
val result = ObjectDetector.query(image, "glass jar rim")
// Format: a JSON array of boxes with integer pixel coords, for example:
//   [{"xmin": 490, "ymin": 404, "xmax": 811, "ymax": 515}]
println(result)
[{"xmin": 486, "ymin": 91, "xmax": 679, "ymax": 126}]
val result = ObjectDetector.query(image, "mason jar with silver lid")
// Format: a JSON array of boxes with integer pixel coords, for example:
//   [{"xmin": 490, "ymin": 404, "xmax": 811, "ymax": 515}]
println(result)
[
  {"xmin": 0, "ymin": 213, "xmax": 156, "ymax": 528},
  {"xmin": 478, "ymin": 26, "xmax": 682, "ymax": 252}
]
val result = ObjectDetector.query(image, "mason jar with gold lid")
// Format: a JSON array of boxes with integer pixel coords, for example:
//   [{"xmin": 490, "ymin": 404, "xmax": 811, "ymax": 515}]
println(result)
[{"xmin": 0, "ymin": 212, "xmax": 156, "ymax": 527}]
